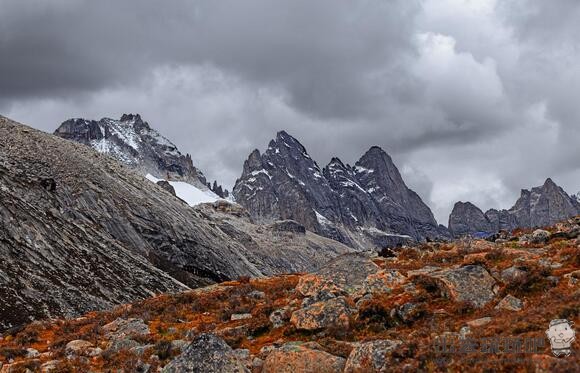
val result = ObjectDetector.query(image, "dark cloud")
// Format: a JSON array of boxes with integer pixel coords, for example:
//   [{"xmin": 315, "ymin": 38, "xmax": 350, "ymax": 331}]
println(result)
[{"xmin": 1, "ymin": 0, "xmax": 579, "ymax": 224}]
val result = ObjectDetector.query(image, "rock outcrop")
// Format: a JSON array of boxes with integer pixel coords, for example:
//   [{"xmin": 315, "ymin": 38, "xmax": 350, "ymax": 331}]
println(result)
[
  {"xmin": 449, "ymin": 178, "xmax": 580, "ymax": 237},
  {"xmin": 262, "ymin": 342, "xmax": 346, "ymax": 373},
  {"xmin": 448, "ymin": 202, "xmax": 493, "ymax": 237},
  {"xmin": 344, "ymin": 340, "xmax": 402, "ymax": 373},
  {"xmin": 162, "ymin": 334, "xmax": 249, "ymax": 373},
  {"xmin": 411, "ymin": 265, "xmax": 497, "ymax": 308},
  {"xmin": 233, "ymin": 131, "xmax": 449, "ymax": 249},
  {"xmin": 509, "ymin": 178, "xmax": 580, "ymax": 227}
]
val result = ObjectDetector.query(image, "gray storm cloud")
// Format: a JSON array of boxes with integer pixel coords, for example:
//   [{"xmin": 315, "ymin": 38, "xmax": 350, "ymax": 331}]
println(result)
[{"xmin": 1, "ymin": 0, "xmax": 579, "ymax": 224}]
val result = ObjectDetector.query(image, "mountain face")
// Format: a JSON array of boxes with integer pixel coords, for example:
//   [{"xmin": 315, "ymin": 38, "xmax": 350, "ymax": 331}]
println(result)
[
  {"xmin": 448, "ymin": 202, "xmax": 493, "ymax": 237},
  {"xmin": 54, "ymin": 114, "xmax": 226, "ymax": 193},
  {"xmin": 233, "ymin": 131, "xmax": 448, "ymax": 249},
  {"xmin": 0, "ymin": 116, "xmax": 352, "ymax": 330},
  {"xmin": 448, "ymin": 178, "xmax": 580, "ymax": 237}
]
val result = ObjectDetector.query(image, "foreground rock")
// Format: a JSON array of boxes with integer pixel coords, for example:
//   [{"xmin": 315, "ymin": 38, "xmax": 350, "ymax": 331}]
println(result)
[
  {"xmin": 291, "ymin": 297, "xmax": 354, "ymax": 331},
  {"xmin": 413, "ymin": 265, "xmax": 497, "ymax": 308},
  {"xmin": 162, "ymin": 333, "xmax": 249, "ymax": 373},
  {"xmin": 315, "ymin": 253, "xmax": 381, "ymax": 294},
  {"xmin": 495, "ymin": 295, "xmax": 523, "ymax": 311},
  {"xmin": 102, "ymin": 318, "xmax": 150, "ymax": 340},
  {"xmin": 344, "ymin": 340, "xmax": 402, "ymax": 373},
  {"xmin": 263, "ymin": 342, "xmax": 346, "ymax": 373}
]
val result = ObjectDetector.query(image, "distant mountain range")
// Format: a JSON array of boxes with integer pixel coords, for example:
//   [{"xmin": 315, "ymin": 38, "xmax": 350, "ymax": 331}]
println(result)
[
  {"xmin": 233, "ymin": 131, "xmax": 450, "ymax": 249},
  {"xmin": 449, "ymin": 178, "xmax": 580, "ymax": 237},
  {"xmin": 55, "ymin": 114, "xmax": 580, "ymax": 245}
]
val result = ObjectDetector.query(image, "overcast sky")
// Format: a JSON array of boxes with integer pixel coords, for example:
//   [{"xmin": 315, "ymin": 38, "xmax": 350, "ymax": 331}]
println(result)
[{"xmin": 1, "ymin": 0, "xmax": 579, "ymax": 224}]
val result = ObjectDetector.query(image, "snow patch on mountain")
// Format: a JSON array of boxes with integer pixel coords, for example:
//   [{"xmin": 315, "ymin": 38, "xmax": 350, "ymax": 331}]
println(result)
[
  {"xmin": 146, "ymin": 174, "xmax": 220, "ymax": 206},
  {"xmin": 315, "ymin": 210, "xmax": 333, "ymax": 226}
]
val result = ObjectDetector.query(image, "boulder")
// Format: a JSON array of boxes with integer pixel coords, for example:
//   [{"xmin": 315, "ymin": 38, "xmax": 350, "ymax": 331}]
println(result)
[
  {"xmin": 519, "ymin": 229, "xmax": 551, "ymax": 244},
  {"xmin": 103, "ymin": 318, "xmax": 150, "ymax": 340},
  {"xmin": 269, "ymin": 308, "xmax": 289, "ymax": 329},
  {"xmin": 290, "ymin": 297, "xmax": 354, "ymax": 331},
  {"xmin": 40, "ymin": 360, "xmax": 61, "ymax": 372},
  {"xmin": 466, "ymin": 317, "xmax": 492, "ymax": 327},
  {"xmin": 531, "ymin": 229, "xmax": 550, "ymax": 243},
  {"xmin": 501, "ymin": 266, "xmax": 528, "ymax": 283},
  {"xmin": 248, "ymin": 290, "xmax": 266, "ymax": 300},
  {"xmin": 344, "ymin": 339, "xmax": 402, "ymax": 373},
  {"xmin": 216, "ymin": 325, "xmax": 249, "ymax": 341},
  {"xmin": 230, "ymin": 313, "xmax": 252, "ymax": 321},
  {"xmin": 25, "ymin": 348, "xmax": 39, "ymax": 358},
  {"xmin": 170, "ymin": 340, "xmax": 189, "ymax": 353},
  {"xmin": 495, "ymin": 295, "xmax": 523, "ymax": 311},
  {"xmin": 65, "ymin": 340, "xmax": 94, "ymax": 355},
  {"xmin": 107, "ymin": 338, "xmax": 140, "ymax": 353},
  {"xmin": 406, "ymin": 266, "xmax": 440, "ymax": 277},
  {"xmin": 262, "ymin": 342, "xmax": 346, "ymax": 373},
  {"xmin": 362, "ymin": 270, "xmax": 406, "ymax": 295},
  {"xmin": 302, "ymin": 289, "xmax": 337, "ymax": 308},
  {"xmin": 295, "ymin": 274, "xmax": 344, "ymax": 298},
  {"xmin": 414, "ymin": 265, "xmax": 497, "ymax": 308},
  {"xmin": 315, "ymin": 254, "xmax": 381, "ymax": 294},
  {"xmin": 396, "ymin": 302, "xmax": 423, "ymax": 323},
  {"xmin": 162, "ymin": 333, "xmax": 249, "ymax": 373}
]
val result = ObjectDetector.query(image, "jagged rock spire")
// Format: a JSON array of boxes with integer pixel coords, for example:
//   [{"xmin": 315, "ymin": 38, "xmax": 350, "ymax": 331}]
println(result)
[{"xmin": 234, "ymin": 130, "xmax": 448, "ymax": 249}]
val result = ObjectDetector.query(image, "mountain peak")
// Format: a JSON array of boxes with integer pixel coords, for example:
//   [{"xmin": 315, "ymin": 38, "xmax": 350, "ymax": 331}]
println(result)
[
  {"xmin": 274, "ymin": 130, "xmax": 303, "ymax": 148},
  {"xmin": 54, "ymin": 114, "xmax": 209, "ymax": 188},
  {"xmin": 449, "ymin": 178, "xmax": 580, "ymax": 236},
  {"xmin": 276, "ymin": 130, "xmax": 291, "ymax": 139},
  {"xmin": 234, "ymin": 131, "xmax": 446, "ymax": 247},
  {"xmin": 120, "ymin": 113, "xmax": 142, "ymax": 122},
  {"xmin": 359, "ymin": 145, "xmax": 393, "ymax": 165},
  {"xmin": 453, "ymin": 201, "xmax": 480, "ymax": 209},
  {"xmin": 327, "ymin": 157, "xmax": 345, "ymax": 168},
  {"xmin": 542, "ymin": 177, "xmax": 557, "ymax": 189}
]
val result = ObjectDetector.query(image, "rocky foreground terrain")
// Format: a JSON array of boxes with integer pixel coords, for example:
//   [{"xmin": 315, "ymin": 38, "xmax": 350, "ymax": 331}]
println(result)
[{"xmin": 1, "ymin": 218, "xmax": 578, "ymax": 372}]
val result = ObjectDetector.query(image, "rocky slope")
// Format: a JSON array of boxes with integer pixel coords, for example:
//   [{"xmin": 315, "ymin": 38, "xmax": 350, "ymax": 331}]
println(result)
[
  {"xmin": 0, "ymin": 116, "xmax": 351, "ymax": 331},
  {"xmin": 196, "ymin": 201, "xmax": 353, "ymax": 275},
  {"xmin": 54, "ymin": 113, "xmax": 227, "ymax": 194},
  {"xmin": 2, "ymin": 217, "xmax": 578, "ymax": 372},
  {"xmin": 233, "ymin": 131, "xmax": 449, "ymax": 250},
  {"xmin": 449, "ymin": 178, "xmax": 580, "ymax": 237}
]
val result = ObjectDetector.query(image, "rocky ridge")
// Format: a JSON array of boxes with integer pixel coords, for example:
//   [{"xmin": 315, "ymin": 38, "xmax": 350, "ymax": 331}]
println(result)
[
  {"xmin": 449, "ymin": 178, "xmax": 580, "ymax": 237},
  {"xmin": 54, "ymin": 113, "xmax": 227, "ymax": 194},
  {"xmin": 233, "ymin": 131, "xmax": 449, "ymax": 250},
  {"xmin": 2, "ymin": 216, "xmax": 578, "ymax": 372}
]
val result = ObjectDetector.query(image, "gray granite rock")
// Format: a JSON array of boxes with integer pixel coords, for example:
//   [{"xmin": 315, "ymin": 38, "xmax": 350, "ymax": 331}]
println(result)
[{"xmin": 162, "ymin": 333, "xmax": 249, "ymax": 373}]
